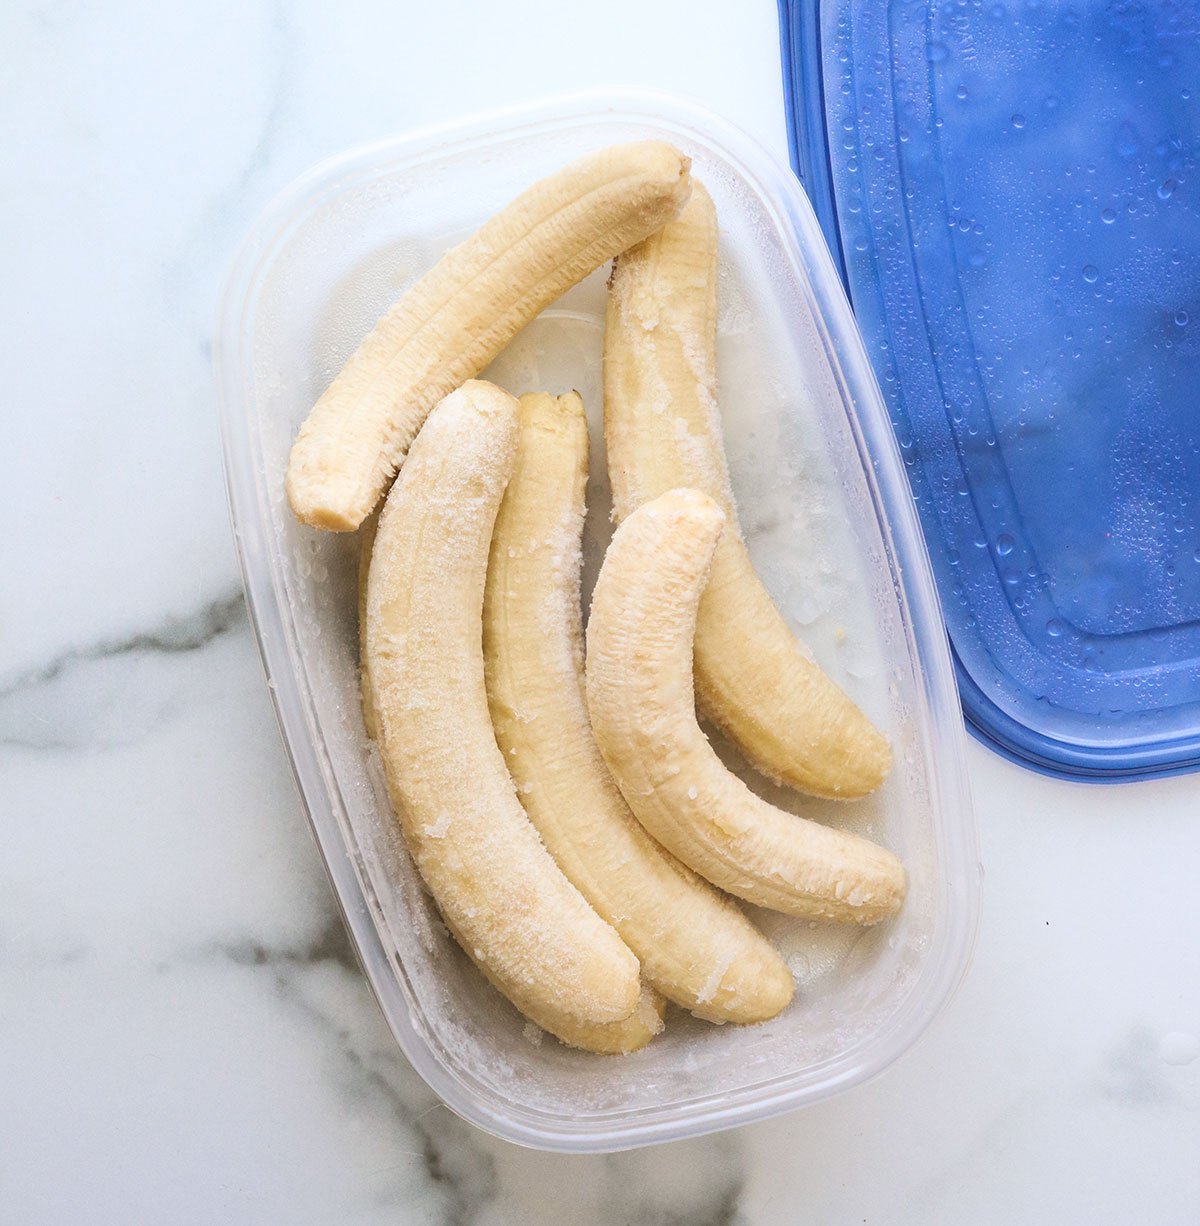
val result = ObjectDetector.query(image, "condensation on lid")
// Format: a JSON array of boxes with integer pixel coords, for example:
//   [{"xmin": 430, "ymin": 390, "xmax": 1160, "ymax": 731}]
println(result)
[{"xmin": 780, "ymin": 0, "xmax": 1200, "ymax": 781}]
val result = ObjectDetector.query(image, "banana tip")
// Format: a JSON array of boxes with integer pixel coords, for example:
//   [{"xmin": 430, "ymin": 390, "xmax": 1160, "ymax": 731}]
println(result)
[{"xmin": 655, "ymin": 487, "xmax": 725, "ymax": 530}]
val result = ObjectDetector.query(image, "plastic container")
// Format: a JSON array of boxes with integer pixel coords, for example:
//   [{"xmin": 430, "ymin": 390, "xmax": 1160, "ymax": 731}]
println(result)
[
  {"xmin": 215, "ymin": 90, "xmax": 980, "ymax": 1152},
  {"xmin": 779, "ymin": 0, "xmax": 1200, "ymax": 781}
]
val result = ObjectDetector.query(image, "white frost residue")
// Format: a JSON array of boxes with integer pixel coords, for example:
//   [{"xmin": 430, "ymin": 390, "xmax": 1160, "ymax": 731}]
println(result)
[
  {"xmin": 423, "ymin": 814, "xmax": 452, "ymax": 839},
  {"xmin": 695, "ymin": 950, "xmax": 737, "ymax": 1006}
]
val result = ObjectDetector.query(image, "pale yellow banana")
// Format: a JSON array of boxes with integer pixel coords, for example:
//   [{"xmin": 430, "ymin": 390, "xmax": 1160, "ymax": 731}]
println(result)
[
  {"xmin": 483, "ymin": 392, "xmax": 793, "ymax": 1023},
  {"xmin": 585, "ymin": 489, "xmax": 907, "ymax": 924},
  {"xmin": 604, "ymin": 182, "xmax": 891, "ymax": 799},
  {"xmin": 465, "ymin": 950, "xmax": 665, "ymax": 1056},
  {"xmin": 361, "ymin": 504, "xmax": 660, "ymax": 1055},
  {"xmin": 288, "ymin": 141, "xmax": 693, "ymax": 532},
  {"xmin": 364, "ymin": 379, "xmax": 643, "ymax": 1045},
  {"xmin": 554, "ymin": 982, "xmax": 663, "ymax": 1055}
]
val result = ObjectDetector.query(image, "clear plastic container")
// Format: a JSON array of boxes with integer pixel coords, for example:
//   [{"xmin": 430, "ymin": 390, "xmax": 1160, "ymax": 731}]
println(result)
[{"xmin": 215, "ymin": 90, "xmax": 980, "ymax": 1152}]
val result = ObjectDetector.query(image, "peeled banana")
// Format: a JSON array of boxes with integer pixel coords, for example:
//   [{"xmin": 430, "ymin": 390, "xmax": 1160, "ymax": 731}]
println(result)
[
  {"xmin": 288, "ymin": 141, "xmax": 693, "ymax": 532},
  {"xmin": 585, "ymin": 488, "xmax": 907, "ymax": 924},
  {"xmin": 466, "ymin": 958, "xmax": 665, "ymax": 1056},
  {"xmin": 483, "ymin": 392, "xmax": 794, "ymax": 1023},
  {"xmin": 363, "ymin": 379, "xmax": 645, "ymax": 1048},
  {"xmin": 604, "ymin": 181, "xmax": 891, "ymax": 799},
  {"xmin": 361, "ymin": 497, "xmax": 660, "ymax": 1055}
]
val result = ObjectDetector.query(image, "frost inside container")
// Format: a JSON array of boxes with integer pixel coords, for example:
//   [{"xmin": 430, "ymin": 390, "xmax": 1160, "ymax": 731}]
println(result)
[{"xmin": 216, "ymin": 93, "xmax": 978, "ymax": 1151}]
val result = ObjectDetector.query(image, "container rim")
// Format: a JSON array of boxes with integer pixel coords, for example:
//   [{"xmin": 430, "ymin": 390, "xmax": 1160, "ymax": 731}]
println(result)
[{"xmin": 214, "ymin": 86, "xmax": 981, "ymax": 1152}]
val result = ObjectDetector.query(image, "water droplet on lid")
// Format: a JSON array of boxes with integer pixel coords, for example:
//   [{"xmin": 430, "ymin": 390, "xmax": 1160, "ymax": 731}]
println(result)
[
  {"xmin": 956, "ymin": 84, "xmax": 968, "ymax": 100},
  {"xmin": 1046, "ymin": 619, "xmax": 1064, "ymax": 638},
  {"xmin": 1158, "ymin": 178, "xmax": 1179, "ymax": 200},
  {"xmin": 1101, "ymin": 207, "xmax": 1116, "ymax": 224},
  {"xmin": 996, "ymin": 533, "xmax": 1016, "ymax": 556},
  {"xmin": 1011, "ymin": 113, "xmax": 1026, "ymax": 130},
  {"xmin": 1175, "ymin": 310, "xmax": 1189, "ymax": 326},
  {"xmin": 926, "ymin": 41, "xmax": 949, "ymax": 63},
  {"xmin": 1082, "ymin": 264, "xmax": 1099, "ymax": 283},
  {"xmin": 1115, "ymin": 120, "xmax": 1140, "ymax": 158}
]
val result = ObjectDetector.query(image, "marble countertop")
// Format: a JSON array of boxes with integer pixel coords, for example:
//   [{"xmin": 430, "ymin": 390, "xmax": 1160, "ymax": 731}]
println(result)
[{"xmin": 3, "ymin": 2, "xmax": 1197, "ymax": 1221}]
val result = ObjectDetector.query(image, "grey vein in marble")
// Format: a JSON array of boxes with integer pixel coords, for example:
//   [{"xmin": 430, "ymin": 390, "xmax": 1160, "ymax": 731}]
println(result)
[
  {"xmin": 212, "ymin": 911, "xmax": 361, "ymax": 977},
  {"xmin": 0, "ymin": 589, "xmax": 245, "ymax": 750},
  {"xmin": 227, "ymin": 946, "xmax": 500, "ymax": 1225},
  {"xmin": 593, "ymin": 1135, "xmax": 746, "ymax": 1226},
  {"xmin": 199, "ymin": 916, "xmax": 749, "ymax": 1226}
]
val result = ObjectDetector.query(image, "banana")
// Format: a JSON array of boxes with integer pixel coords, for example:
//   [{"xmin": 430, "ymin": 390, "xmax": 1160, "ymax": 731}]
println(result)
[
  {"xmin": 483, "ymin": 392, "xmax": 794, "ymax": 1023},
  {"xmin": 554, "ymin": 982, "xmax": 663, "ymax": 1054},
  {"xmin": 360, "ymin": 477, "xmax": 659, "ymax": 1054},
  {"xmin": 364, "ymin": 379, "xmax": 644, "ymax": 1047},
  {"xmin": 585, "ymin": 489, "xmax": 907, "ymax": 924},
  {"xmin": 467, "ymin": 954, "xmax": 665, "ymax": 1056},
  {"xmin": 604, "ymin": 181, "xmax": 891, "ymax": 799},
  {"xmin": 288, "ymin": 141, "xmax": 693, "ymax": 532}
]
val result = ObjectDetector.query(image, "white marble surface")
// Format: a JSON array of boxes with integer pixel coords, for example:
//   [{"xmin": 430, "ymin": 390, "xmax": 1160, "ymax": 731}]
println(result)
[{"xmin": 2, "ymin": 2, "xmax": 1197, "ymax": 1221}]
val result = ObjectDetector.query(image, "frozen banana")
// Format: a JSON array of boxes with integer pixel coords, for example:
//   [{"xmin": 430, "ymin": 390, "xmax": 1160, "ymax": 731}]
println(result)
[
  {"xmin": 467, "ymin": 957, "xmax": 665, "ymax": 1056},
  {"xmin": 555, "ymin": 982, "xmax": 664, "ymax": 1055},
  {"xmin": 364, "ymin": 379, "xmax": 644, "ymax": 1046},
  {"xmin": 361, "ymin": 476, "xmax": 661, "ymax": 1053},
  {"xmin": 604, "ymin": 181, "xmax": 890, "ymax": 798},
  {"xmin": 483, "ymin": 392, "xmax": 793, "ymax": 1023},
  {"xmin": 585, "ymin": 489, "xmax": 907, "ymax": 923},
  {"xmin": 288, "ymin": 141, "xmax": 692, "ymax": 531}
]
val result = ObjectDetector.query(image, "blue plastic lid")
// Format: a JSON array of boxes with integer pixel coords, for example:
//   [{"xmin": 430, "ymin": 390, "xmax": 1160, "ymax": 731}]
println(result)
[{"xmin": 779, "ymin": 0, "xmax": 1200, "ymax": 781}]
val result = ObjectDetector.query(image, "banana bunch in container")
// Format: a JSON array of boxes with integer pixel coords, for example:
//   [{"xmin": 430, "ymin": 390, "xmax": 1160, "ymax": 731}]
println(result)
[{"xmin": 285, "ymin": 141, "xmax": 906, "ymax": 1055}]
